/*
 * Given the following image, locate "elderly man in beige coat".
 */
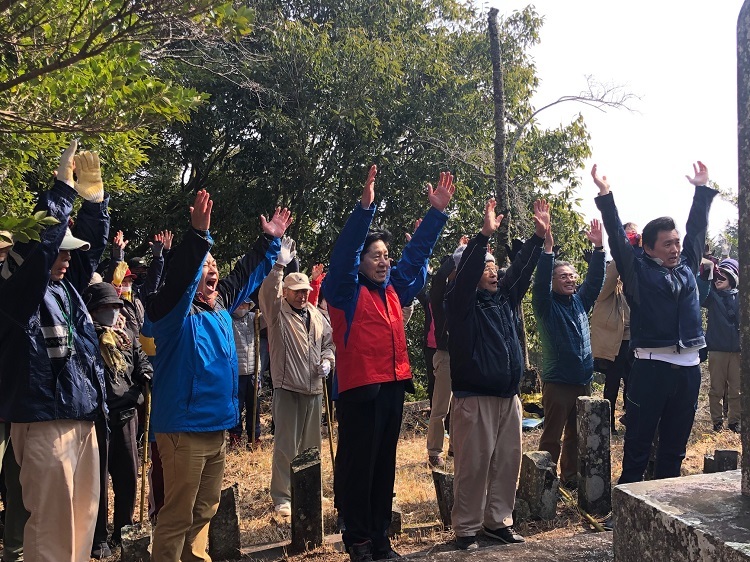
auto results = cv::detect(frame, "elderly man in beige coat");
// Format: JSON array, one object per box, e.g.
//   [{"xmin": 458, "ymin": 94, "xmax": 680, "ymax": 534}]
[{"xmin": 259, "ymin": 237, "xmax": 335, "ymax": 517}]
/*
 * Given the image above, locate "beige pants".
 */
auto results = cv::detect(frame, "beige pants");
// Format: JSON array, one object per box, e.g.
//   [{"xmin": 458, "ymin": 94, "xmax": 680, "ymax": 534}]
[
  {"xmin": 709, "ymin": 351, "xmax": 741, "ymax": 425},
  {"xmin": 270, "ymin": 388, "xmax": 322, "ymax": 505},
  {"xmin": 152, "ymin": 431, "xmax": 226, "ymax": 562},
  {"xmin": 11, "ymin": 420, "xmax": 99, "ymax": 562},
  {"xmin": 451, "ymin": 395, "xmax": 522, "ymax": 536},
  {"xmin": 427, "ymin": 350, "xmax": 452, "ymax": 456}
]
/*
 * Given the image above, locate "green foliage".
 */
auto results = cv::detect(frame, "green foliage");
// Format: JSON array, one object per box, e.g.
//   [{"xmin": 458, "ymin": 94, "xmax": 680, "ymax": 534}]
[{"xmin": 0, "ymin": 210, "xmax": 59, "ymax": 244}]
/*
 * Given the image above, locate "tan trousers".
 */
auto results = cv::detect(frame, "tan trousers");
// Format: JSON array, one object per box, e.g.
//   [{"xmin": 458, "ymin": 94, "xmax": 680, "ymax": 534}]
[
  {"xmin": 11, "ymin": 420, "xmax": 99, "ymax": 562},
  {"xmin": 152, "ymin": 431, "xmax": 226, "ymax": 562},
  {"xmin": 709, "ymin": 351, "xmax": 741, "ymax": 425},
  {"xmin": 427, "ymin": 350, "xmax": 452, "ymax": 456},
  {"xmin": 539, "ymin": 382, "xmax": 591, "ymax": 483},
  {"xmin": 270, "ymin": 388, "xmax": 322, "ymax": 505},
  {"xmin": 451, "ymin": 395, "xmax": 522, "ymax": 536}
]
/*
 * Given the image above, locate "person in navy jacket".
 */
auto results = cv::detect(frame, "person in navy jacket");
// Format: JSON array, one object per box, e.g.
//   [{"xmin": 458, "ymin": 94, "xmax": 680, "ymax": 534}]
[{"xmin": 322, "ymin": 165, "xmax": 454, "ymax": 562}]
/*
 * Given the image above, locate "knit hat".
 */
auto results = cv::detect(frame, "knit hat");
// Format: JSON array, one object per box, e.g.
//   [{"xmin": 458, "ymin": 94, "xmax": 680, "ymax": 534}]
[
  {"xmin": 718, "ymin": 258, "xmax": 739, "ymax": 287},
  {"xmin": 83, "ymin": 282, "xmax": 124, "ymax": 310}
]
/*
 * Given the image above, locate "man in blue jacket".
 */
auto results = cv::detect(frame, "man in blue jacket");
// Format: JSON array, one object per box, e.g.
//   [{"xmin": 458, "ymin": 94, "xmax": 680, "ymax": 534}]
[
  {"xmin": 446, "ymin": 198, "xmax": 549, "ymax": 550},
  {"xmin": 533, "ymin": 220, "xmax": 605, "ymax": 489},
  {"xmin": 592, "ymin": 162, "xmax": 717, "ymax": 484},
  {"xmin": 0, "ymin": 141, "xmax": 110, "ymax": 562},
  {"xmin": 146, "ymin": 190, "xmax": 291, "ymax": 562}
]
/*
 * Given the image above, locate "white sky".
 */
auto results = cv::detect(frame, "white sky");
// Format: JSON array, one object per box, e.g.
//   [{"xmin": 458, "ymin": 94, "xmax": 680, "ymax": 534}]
[{"xmin": 491, "ymin": 0, "xmax": 743, "ymax": 242}]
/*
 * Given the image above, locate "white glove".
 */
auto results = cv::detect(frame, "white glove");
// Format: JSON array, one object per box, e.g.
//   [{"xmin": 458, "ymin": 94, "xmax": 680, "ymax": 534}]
[
  {"xmin": 56, "ymin": 140, "xmax": 78, "ymax": 187},
  {"xmin": 317, "ymin": 359, "xmax": 331, "ymax": 378},
  {"xmin": 276, "ymin": 236, "xmax": 296, "ymax": 266}
]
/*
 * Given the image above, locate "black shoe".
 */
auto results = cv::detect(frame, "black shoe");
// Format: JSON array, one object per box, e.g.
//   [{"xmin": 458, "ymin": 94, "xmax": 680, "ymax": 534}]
[
  {"xmin": 713, "ymin": 422, "xmax": 724, "ymax": 432},
  {"xmin": 483, "ymin": 525, "xmax": 525, "ymax": 544},
  {"xmin": 729, "ymin": 423, "xmax": 740, "ymax": 433},
  {"xmin": 348, "ymin": 541, "xmax": 374, "ymax": 562},
  {"xmin": 601, "ymin": 515, "xmax": 613, "ymax": 531},
  {"xmin": 373, "ymin": 548, "xmax": 401, "ymax": 560},
  {"xmin": 91, "ymin": 542, "xmax": 112, "ymax": 559},
  {"xmin": 454, "ymin": 535, "xmax": 478, "ymax": 550}
]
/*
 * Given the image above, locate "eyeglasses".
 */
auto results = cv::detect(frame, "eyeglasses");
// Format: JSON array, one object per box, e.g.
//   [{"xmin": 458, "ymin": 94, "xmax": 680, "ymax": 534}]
[{"xmin": 555, "ymin": 273, "xmax": 578, "ymax": 281}]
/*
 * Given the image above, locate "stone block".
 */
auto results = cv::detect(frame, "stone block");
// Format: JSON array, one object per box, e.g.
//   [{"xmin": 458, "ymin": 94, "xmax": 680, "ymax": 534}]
[
  {"xmin": 576, "ymin": 396, "xmax": 611, "ymax": 516},
  {"xmin": 431, "ymin": 468, "xmax": 454, "ymax": 527},
  {"xmin": 516, "ymin": 451, "xmax": 559, "ymax": 520},
  {"xmin": 290, "ymin": 447, "xmax": 323, "ymax": 553},
  {"xmin": 120, "ymin": 522, "xmax": 152, "ymax": 562},
  {"xmin": 208, "ymin": 483, "xmax": 241, "ymax": 561},
  {"xmin": 613, "ymin": 470, "xmax": 750, "ymax": 561},
  {"xmin": 704, "ymin": 449, "xmax": 740, "ymax": 474},
  {"xmin": 388, "ymin": 505, "xmax": 402, "ymax": 537}
]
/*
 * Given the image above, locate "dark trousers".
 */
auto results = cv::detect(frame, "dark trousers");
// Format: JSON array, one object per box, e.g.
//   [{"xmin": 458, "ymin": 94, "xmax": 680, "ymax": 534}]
[
  {"xmin": 230, "ymin": 375, "xmax": 261, "ymax": 440},
  {"xmin": 335, "ymin": 382, "xmax": 405, "ymax": 552},
  {"xmin": 93, "ymin": 414, "xmax": 139, "ymax": 544},
  {"xmin": 601, "ymin": 340, "xmax": 633, "ymax": 427},
  {"xmin": 424, "ymin": 346, "xmax": 436, "ymax": 406},
  {"xmin": 149, "ymin": 440, "xmax": 164, "ymax": 521},
  {"xmin": 618, "ymin": 359, "xmax": 701, "ymax": 484}
]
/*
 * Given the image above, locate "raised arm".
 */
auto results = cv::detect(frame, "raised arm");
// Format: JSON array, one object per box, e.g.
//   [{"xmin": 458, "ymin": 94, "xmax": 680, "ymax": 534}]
[
  {"xmin": 501, "ymin": 198, "xmax": 548, "ymax": 305},
  {"xmin": 682, "ymin": 161, "xmax": 719, "ymax": 274},
  {"xmin": 577, "ymin": 219, "xmax": 606, "ymax": 312},
  {"xmin": 258, "ymin": 237, "xmax": 295, "ymax": 324},
  {"xmin": 531, "ymin": 224, "xmax": 554, "ymax": 317}
]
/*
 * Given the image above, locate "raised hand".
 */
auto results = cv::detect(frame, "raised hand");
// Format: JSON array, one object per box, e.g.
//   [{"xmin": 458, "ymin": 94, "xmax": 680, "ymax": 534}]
[
  {"xmin": 276, "ymin": 236, "xmax": 297, "ymax": 266},
  {"xmin": 361, "ymin": 164, "xmax": 377, "ymax": 209},
  {"xmin": 591, "ymin": 164, "xmax": 610, "ymax": 195},
  {"xmin": 544, "ymin": 225, "xmax": 554, "ymax": 254},
  {"xmin": 311, "ymin": 263, "xmax": 325, "ymax": 281},
  {"xmin": 162, "ymin": 230, "xmax": 174, "ymax": 251},
  {"xmin": 190, "ymin": 190, "xmax": 213, "ymax": 231},
  {"xmin": 532, "ymin": 199, "xmax": 551, "ymax": 238},
  {"xmin": 113, "ymin": 230, "xmax": 128, "ymax": 252},
  {"xmin": 686, "ymin": 161, "xmax": 709, "ymax": 186},
  {"xmin": 405, "ymin": 218, "xmax": 422, "ymax": 242},
  {"xmin": 427, "ymin": 171, "xmax": 455, "ymax": 213},
  {"xmin": 261, "ymin": 206, "xmax": 293, "ymax": 238},
  {"xmin": 459, "ymin": 235, "xmax": 470, "ymax": 246},
  {"xmin": 73, "ymin": 151, "xmax": 104, "ymax": 202},
  {"xmin": 481, "ymin": 198, "xmax": 504, "ymax": 237},
  {"xmin": 586, "ymin": 218, "xmax": 604, "ymax": 247},
  {"xmin": 56, "ymin": 140, "xmax": 78, "ymax": 186}
]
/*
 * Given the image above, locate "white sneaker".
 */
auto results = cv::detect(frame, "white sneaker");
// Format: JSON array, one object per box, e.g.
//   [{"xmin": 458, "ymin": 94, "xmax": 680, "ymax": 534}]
[{"xmin": 274, "ymin": 502, "xmax": 291, "ymax": 517}]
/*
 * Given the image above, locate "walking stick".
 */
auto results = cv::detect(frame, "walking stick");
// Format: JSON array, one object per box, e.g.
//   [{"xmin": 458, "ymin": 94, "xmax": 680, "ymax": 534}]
[
  {"xmin": 250, "ymin": 310, "xmax": 261, "ymax": 449},
  {"xmin": 139, "ymin": 381, "xmax": 151, "ymax": 525},
  {"xmin": 322, "ymin": 378, "xmax": 336, "ymax": 470}
]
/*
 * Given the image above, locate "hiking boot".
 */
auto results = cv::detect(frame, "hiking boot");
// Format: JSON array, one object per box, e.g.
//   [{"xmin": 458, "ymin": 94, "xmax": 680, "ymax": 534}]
[
  {"xmin": 91, "ymin": 541, "xmax": 112, "ymax": 559},
  {"xmin": 454, "ymin": 535, "xmax": 478, "ymax": 550},
  {"xmin": 274, "ymin": 502, "xmax": 291, "ymax": 518},
  {"xmin": 483, "ymin": 525, "xmax": 525, "ymax": 544},
  {"xmin": 428, "ymin": 454, "xmax": 445, "ymax": 469},
  {"xmin": 729, "ymin": 423, "xmax": 740, "ymax": 433},
  {"xmin": 348, "ymin": 541, "xmax": 374, "ymax": 562},
  {"xmin": 713, "ymin": 422, "xmax": 724, "ymax": 432},
  {"xmin": 372, "ymin": 547, "xmax": 401, "ymax": 560}
]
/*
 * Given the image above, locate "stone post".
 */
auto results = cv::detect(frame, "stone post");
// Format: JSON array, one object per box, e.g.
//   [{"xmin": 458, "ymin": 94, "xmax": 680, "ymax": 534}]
[
  {"xmin": 290, "ymin": 447, "xmax": 323, "ymax": 553},
  {"xmin": 738, "ymin": 0, "xmax": 750, "ymax": 498},
  {"xmin": 515, "ymin": 451, "xmax": 559, "ymax": 520},
  {"xmin": 576, "ymin": 396, "xmax": 611, "ymax": 516},
  {"xmin": 704, "ymin": 449, "xmax": 740, "ymax": 474},
  {"xmin": 207, "ymin": 484, "xmax": 241, "ymax": 561},
  {"xmin": 120, "ymin": 522, "xmax": 152, "ymax": 562},
  {"xmin": 431, "ymin": 469, "xmax": 454, "ymax": 527}
]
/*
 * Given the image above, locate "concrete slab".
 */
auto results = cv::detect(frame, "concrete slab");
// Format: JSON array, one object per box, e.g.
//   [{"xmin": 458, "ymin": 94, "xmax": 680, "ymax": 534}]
[
  {"xmin": 613, "ymin": 470, "xmax": 750, "ymax": 561},
  {"xmin": 405, "ymin": 532, "xmax": 611, "ymax": 561}
]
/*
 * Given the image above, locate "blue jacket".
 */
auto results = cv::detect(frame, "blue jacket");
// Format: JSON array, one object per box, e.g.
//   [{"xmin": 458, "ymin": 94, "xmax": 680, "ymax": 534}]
[
  {"xmin": 446, "ymin": 231, "xmax": 543, "ymax": 397},
  {"xmin": 698, "ymin": 278, "xmax": 740, "ymax": 353},
  {"xmin": 146, "ymin": 229, "xmax": 280, "ymax": 433},
  {"xmin": 0, "ymin": 181, "xmax": 109, "ymax": 422},
  {"xmin": 595, "ymin": 186, "xmax": 717, "ymax": 351},
  {"xmin": 532, "ymin": 251, "xmax": 605, "ymax": 385}
]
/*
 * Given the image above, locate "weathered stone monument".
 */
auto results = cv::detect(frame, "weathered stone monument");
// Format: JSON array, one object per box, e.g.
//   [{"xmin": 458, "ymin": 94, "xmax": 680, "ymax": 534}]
[
  {"xmin": 704, "ymin": 449, "xmax": 740, "ymax": 474},
  {"xmin": 431, "ymin": 469, "xmax": 454, "ymax": 527},
  {"xmin": 290, "ymin": 447, "xmax": 323, "ymax": 553},
  {"xmin": 611, "ymin": 4, "xmax": 750, "ymax": 560},
  {"xmin": 576, "ymin": 397, "xmax": 611, "ymax": 516},
  {"xmin": 120, "ymin": 522, "xmax": 152, "ymax": 562},
  {"xmin": 516, "ymin": 451, "xmax": 559, "ymax": 520},
  {"xmin": 208, "ymin": 484, "xmax": 242, "ymax": 561}
]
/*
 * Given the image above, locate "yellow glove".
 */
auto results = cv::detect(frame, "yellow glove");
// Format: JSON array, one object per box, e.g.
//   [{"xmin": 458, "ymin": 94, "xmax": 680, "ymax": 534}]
[
  {"xmin": 55, "ymin": 140, "xmax": 78, "ymax": 186},
  {"xmin": 73, "ymin": 151, "xmax": 104, "ymax": 202},
  {"xmin": 112, "ymin": 261, "xmax": 129, "ymax": 286}
]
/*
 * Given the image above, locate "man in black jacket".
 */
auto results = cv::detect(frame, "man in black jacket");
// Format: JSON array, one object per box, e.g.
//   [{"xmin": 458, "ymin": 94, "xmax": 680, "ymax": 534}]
[
  {"xmin": 592, "ymin": 162, "xmax": 717, "ymax": 484},
  {"xmin": 446, "ymin": 198, "xmax": 549, "ymax": 550}
]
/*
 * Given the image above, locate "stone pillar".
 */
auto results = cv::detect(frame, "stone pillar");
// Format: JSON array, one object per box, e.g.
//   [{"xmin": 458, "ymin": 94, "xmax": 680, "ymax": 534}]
[
  {"xmin": 431, "ymin": 469, "xmax": 454, "ymax": 527},
  {"xmin": 290, "ymin": 447, "xmax": 323, "ymax": 553},
  {"xmin": 738, "ymin": 0, "xmax": 750, "ymax": 498},
  {"xmin": 120, "ymin": 522, "xmax": 152, "ymax": 562},
  {"xmin": 704, "ymin": 449, "xmax": 740, "ymax": 474},
  {"xmin": 515, "ymin": 451, "xmax": 559, "ymax": 520},
  {"xmin": 576, "ymin": 396, "xmax": 611, "ymax": 516},
  {"xmin": 208, "ymin": 484, "xmax": 241, "ymax": 561}
]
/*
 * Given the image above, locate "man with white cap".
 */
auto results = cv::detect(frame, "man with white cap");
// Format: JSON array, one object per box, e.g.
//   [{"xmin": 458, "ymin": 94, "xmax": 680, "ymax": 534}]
[
  {"xmin": 259, "ymin": 237, "xmax": 335, "ymax": 517},
  {"xmin": 0, "ymin": 141, "xmax": 110, "ymax": 562}
]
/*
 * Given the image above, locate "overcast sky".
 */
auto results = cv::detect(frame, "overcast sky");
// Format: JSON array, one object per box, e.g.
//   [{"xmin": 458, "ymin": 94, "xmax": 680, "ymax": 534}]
[{"xmin": 491, "ymin": 0, "xmax": 744, "ymax": 242}]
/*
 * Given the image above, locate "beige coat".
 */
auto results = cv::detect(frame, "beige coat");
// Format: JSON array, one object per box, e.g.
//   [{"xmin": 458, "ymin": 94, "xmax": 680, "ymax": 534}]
[
  {"xmin": 259, "ymin": 264, "xmax": 335, "ymax": 395},
  {"xmin": 590, "ymin": 261, "xmax": 631, "ymax": 361}
]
